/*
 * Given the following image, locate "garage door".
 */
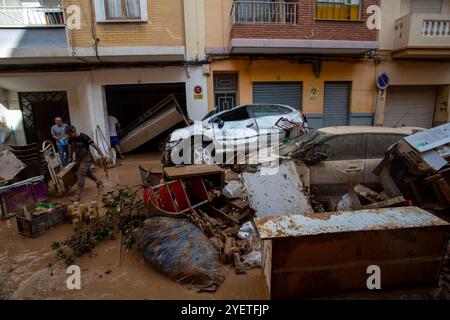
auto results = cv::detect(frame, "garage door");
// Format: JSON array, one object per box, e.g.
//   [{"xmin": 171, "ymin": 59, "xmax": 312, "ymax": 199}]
[
  {"xmin": 252, "ymin": 82, "xmax": 302, "ymax": 110},
  {"xmin": 323, "ymin": 82, "xmax": 351, "ymax": 127},
  {"xmin": 384, "ymin": 86, "xmax": 436, "ymax": 128}
]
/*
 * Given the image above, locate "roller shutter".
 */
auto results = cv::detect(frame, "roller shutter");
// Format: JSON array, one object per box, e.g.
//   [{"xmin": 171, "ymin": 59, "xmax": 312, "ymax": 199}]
[
  {"xmin": 410, "ymin": 0, "xmax": 442, "ymax": 13},
  {"xmin": 384, "ymin": 86, "xmax": 436, "ymax": 129},
  {"xmin": 323, "ymin": 82, "xmax": 351, "ymax": 127},
  {"xmin": 252, "ymin": 82, "xmax": 302, "ymax": 110}
]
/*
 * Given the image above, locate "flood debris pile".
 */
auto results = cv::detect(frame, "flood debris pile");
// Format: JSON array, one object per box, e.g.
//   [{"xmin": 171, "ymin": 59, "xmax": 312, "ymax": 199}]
[
  {"xmin": 374, "ymin": 123, "xmax": 450, "ymax": 213},
  {"xmin": 51, "ymin": 187, "xmax": 146, "ymax": 266},
  {"xmin": 137, "ymin": 164, "xmax": 259, "ymax": 291}
]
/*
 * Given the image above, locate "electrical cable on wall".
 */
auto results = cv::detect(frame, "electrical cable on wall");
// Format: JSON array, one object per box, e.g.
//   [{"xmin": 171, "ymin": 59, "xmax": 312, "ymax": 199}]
[
  {"xmin": 304, "ymin": 0, "xmax": 315, "ymax": 39},
  {"xmin": 89, "ymin": 0, "xmax": 104, "ymax": 63}
]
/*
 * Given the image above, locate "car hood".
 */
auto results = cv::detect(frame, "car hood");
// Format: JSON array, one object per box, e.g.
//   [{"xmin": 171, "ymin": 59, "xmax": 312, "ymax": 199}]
[{"xmin": 169, "ymin": 121, "xmax": 210, "ymax": 142}]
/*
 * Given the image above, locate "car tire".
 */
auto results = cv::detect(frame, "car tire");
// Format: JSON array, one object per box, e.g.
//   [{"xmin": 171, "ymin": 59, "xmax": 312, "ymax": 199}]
[{"xmin": 190, "ymin": 141, "xmax": 215, "ymax": 164}]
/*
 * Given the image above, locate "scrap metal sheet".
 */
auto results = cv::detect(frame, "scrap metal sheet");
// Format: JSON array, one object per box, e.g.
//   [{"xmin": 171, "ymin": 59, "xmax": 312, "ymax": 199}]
[
  {"xmin": 241, "ymin": 160, "xmax": 313, "ymax": 217},
  {"xmin": 255, "ymin": 206, "xmax": 449, "ymax": 239}
]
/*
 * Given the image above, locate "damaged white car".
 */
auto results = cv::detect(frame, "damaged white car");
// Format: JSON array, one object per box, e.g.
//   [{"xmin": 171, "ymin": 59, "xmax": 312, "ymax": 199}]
[{"xmin": 164, "ymin": 104, "xmax": 309, "ymax": 165}]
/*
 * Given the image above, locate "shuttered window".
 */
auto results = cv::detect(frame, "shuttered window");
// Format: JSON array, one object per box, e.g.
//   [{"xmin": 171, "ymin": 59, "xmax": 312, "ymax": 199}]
[
  {"xmin": 316, "ymin": 0, "xmax": 361, "ymax": 21},
  {"xmin": 410, "ymin": 0, "xmax": 442, "ymax": 13}
]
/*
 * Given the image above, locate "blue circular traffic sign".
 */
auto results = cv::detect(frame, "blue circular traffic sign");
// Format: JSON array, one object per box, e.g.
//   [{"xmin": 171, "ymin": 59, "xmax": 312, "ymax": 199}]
[{"xmin": 377, "ymin": 73, "xmax": 390, "ymax": 90}]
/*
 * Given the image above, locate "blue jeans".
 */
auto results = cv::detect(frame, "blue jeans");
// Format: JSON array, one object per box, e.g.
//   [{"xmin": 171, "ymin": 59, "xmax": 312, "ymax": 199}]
[{"xmin": 57, "ymin": 143, "xmax": 68, "ymax": 167}]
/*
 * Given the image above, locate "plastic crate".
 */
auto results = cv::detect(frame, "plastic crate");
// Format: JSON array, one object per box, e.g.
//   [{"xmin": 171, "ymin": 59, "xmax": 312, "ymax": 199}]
[
  {"xmin": 16, "ymin": 205, "xmax": 69, "ymax": 238},
  {"xmin": 16, "ymin": 214, "xmax": 48, "ymax": 238},
  {"xmin": 46, "ymin": 206, "xmax": 68, "ymax": 228}
]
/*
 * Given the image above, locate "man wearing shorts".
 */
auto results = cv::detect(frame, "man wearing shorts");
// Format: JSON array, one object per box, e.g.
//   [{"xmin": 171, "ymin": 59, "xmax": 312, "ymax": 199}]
[
  {"xmin": 108, "ymin": 115, "xmax": 125, "ymax": 160},
  {"xmin": 65, "ymin": 125, "xmax": 107, "ymax": 202}
]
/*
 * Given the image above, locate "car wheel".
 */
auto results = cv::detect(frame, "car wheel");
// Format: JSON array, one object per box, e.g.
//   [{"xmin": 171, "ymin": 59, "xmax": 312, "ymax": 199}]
[{"xmin": 191, "ymin": 142, "xmax": 215, "ymax": 164}]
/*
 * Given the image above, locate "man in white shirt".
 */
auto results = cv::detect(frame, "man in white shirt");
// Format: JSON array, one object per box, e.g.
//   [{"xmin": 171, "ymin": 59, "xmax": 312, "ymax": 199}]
[{"xmin": 108, "ymin": 115, "xmax": 125, "ymax": 160}]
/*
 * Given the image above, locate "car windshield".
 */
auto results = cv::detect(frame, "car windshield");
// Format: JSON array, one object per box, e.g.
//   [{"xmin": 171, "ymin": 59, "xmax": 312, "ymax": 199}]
[{"xmin": 202, "ymin": 110, "xmax": 216, "ymax": 121}]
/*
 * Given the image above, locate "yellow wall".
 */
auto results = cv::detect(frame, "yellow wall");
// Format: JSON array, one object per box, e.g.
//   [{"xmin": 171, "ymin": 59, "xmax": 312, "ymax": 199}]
[
  {"xmin": 207, "ymin": 59, "xmax": 377, "ymax": 114},
  {"xmin": 64, "ymin": 0, "xmax": 184, "ymax": 47},
  {"xmin": 204, "ymin": 0, "xmax": 232, "ymax": 50}
]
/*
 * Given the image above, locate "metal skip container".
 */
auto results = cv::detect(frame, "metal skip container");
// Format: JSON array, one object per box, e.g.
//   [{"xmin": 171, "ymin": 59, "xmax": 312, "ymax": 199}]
[{"xmin": 254, "ymin": 207, "xmax": 450, "ymax": 299}]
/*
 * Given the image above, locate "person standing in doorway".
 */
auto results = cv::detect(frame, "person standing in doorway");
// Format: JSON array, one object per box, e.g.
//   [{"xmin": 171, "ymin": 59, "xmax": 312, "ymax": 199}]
[
  {"xmin": 108, "ymin": 114, "xmax": 125, "ymax": 159},
  {"xmin": 51, "ymin": 116, "xmax": 68, "ymax": 167},
  {"xmin": 65, "ymin": 125, "xmax": 106, "ymax": 202}
]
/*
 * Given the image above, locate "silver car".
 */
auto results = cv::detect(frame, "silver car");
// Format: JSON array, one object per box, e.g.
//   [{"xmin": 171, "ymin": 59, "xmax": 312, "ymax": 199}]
[
  {"xmin": 285, "ymin": 126, "xmax": 424, "ymax": 196},
  {"xmin": 165, "ymin": 104, "xmax": 309, "ymax": 165}
]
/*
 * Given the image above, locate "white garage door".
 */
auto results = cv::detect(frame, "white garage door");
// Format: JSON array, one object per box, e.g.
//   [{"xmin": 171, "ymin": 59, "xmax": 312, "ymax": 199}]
[{"xmin": 384, "ymin": 86, "xmax": 436, "ymax": 128}]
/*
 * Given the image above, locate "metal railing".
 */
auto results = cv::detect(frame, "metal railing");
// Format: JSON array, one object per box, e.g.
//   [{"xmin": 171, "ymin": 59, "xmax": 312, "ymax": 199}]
[
  {"xmin": 0, "ymin": 6, "xmax": 64, "ymax": 27},
  {"xmin": 231, "ymin": 1, "xmax": 297, "ymax": 25},
  {"xmin": 422, "ymin": 19, "xmax": 450, "ymax": 36}
]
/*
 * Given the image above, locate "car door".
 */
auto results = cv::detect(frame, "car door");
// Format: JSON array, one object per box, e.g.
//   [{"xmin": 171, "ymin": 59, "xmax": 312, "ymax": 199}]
[
  {"xmin": 364, "ymin": 133, "xmax": 407, "ymax": 185},
  {"xmin": 211, "ymin": 106, "xmax": 258, "ymax": 160},
  {"xmin": 309, "ymin": 133, "xmax": 367, "ymax": 196}
]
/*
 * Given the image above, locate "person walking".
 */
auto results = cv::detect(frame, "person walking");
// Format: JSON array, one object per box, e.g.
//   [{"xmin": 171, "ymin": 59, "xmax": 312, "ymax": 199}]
[
  {"xmin": 108, "ymin": 114, "xmax": 125, "ymax": 160},
  {"xmin": 50, "ymin": 116, "xmax": 68, "ymax": 167},
  {"xmin": 65, "ymin": 125, "xmax": 106, "ymax": 202}
]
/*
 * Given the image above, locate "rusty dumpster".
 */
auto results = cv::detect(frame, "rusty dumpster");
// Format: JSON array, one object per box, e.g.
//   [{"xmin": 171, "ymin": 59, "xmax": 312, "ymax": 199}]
[{"xmin": 254, "ymin": 207, "xmax": 450, "ymax": 299}]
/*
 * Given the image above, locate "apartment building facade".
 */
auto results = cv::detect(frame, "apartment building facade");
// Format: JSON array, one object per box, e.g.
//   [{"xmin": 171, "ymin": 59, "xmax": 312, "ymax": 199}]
[
  {"xmin": 205, "ymin": 0, "xmax": 380, "ymax": 129},
  {"xmin": 376, "ymin": 0, "xmax": 450, "ymax": 128},
  {"xmin": 0, "ymin": 0, "xmax": 208, "ymax": 146},
  {"xmin": 205, "ymin": 0, "xmax": 450, "ymax": 129}
]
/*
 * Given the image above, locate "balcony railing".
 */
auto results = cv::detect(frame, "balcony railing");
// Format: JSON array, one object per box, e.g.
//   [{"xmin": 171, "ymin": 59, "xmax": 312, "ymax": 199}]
[
  {"xmin": 231, "ymin": 1, "xmax": 297, "ymax": 25},
  {"xmin": 394, "ymin": 13, "xmax": 450, "ymax": 51},
  {"xmin": 422, "ymin": 19, "xmax": 450, "ymax": 36},
  {"xmin": 0, "ymin": 6, "xmax": 65, "ymax": 27}
]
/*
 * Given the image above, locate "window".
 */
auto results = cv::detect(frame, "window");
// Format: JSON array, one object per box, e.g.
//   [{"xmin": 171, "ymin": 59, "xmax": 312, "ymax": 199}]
[
  {"xmin": 366, "ymin": 133, "xmax": 406, "ymax": 159},
  {"xmin": 410, "ymin": 0, "xmax": 442, "ymax": 14},
  {"xmin": 94, "ymin": 0, "xmax": 148, "ymax": 22},
  {"xmin": 315, "ymin": 0, "xmax": 361, "ymax": 21},
  {"xmin": 247, "ymin": 105, "xmax": 291, "ymax": 118},
  {"xmin": 304, "ymin": 134, "xmax": 366, "ymax": 161},
  {"xmin": 214, "ymin": 73, "xmax": 238, "ymax": 112},
  {"xmin": 233, "ymin": 0, "xmax": 297, "ymax": 25},
  {"xmin": 216, "ymin": 106, "xmax": 249, "ymax": 122},
  {"xmin": 105, "ymin": 0, "xmax": 139, "ymax": 19}
]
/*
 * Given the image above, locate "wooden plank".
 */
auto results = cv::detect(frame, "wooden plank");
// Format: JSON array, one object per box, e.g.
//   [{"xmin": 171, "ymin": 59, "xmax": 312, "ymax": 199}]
[
  {"xmin": 353, "ymin": 184, "xmax": 385, "ymax": 203},
  {"xmin": 164, "ymin": 164, "xmax": 224, "ymax": 179},
  {"xmin": 209, "ymin": 204, "xmax": 240, "ymax": 224},
  {"xmin": 226, "ymin": 198, "xmax": 249, "ymax": 211},
  {"xmin": 361, "ymin": 196, "xmax": 406, "ymax": 210},
  {"xmin": 378, "ymin": 166, "xmax": 403, "ymax": 198}
]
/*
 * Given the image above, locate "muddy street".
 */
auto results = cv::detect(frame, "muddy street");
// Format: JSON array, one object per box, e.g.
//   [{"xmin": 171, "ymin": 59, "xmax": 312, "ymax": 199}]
[{"xmin": 0, "ymin": 153, "xmax": 266, "ymax": 300}]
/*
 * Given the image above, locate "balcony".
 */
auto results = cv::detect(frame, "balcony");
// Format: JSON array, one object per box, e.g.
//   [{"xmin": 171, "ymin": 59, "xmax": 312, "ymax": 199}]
[
  {"xmin": 231, "ymin": 1, "xmax": 297, "ymax": 25},
  {"xmin": 225, "ymin": 0, "xmax": 378, "ymax": 56},
  {"xmin": 0, "ymin": 6, "xmax": 65, "ymax": 27},
  {"xmin": 393, "ymin": 13, "xmax": 450, "ymax": 58},
  {"xmin": 0, "ymin": 6, "xmax": 68, "ymax": 64}
]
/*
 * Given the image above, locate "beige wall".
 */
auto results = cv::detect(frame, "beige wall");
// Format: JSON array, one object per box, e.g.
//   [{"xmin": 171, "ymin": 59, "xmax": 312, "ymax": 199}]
[
  {"xmin": 184, "ymin": 0, "xmax": 206, "ymax": 60},
  {"xmin": 379, "ymin": 60, "xmax": 450, "ymax": 85},
  {"xmin": 64, "ymin": 0, "xmax": 184, "ymax": 48},
  {"xmin": 204, "ymin": 0, "xmax": 232, "ymax": 51}
]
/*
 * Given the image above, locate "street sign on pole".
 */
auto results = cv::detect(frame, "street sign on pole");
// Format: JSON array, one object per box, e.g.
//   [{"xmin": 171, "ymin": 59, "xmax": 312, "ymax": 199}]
[{"xmin": 377, "ymin": 73, "xmax": 390, "ymax": 90}]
